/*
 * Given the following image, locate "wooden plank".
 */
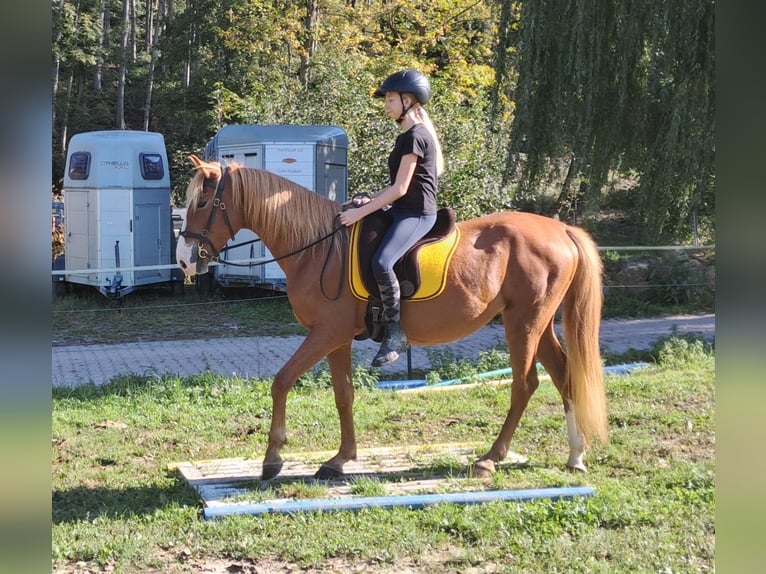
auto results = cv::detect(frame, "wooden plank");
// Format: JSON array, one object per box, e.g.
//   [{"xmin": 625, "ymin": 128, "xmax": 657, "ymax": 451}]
[{"xmin": 173, "ymin": 443, "xmax": 531, "ymax": 513}]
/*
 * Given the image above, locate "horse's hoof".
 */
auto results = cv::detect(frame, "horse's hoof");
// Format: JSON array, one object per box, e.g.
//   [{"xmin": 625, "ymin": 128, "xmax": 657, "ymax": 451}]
[
  {"xmin": 262, "ymin": 459, "xmax": 284, "ymax": 480},
  {"xmin": 314, "ymin": 464, "xmax": 343, "ymax": 480},
  {"xmin": 471, "ymin": 459, "xmax": 496, "ymax": 478},
  {"xmin": 566, "ymin": 463, "xmax": 587, "ymax": 474}
]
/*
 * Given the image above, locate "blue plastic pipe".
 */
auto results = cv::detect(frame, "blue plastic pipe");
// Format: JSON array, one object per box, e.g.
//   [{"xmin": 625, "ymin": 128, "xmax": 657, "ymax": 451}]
[
  {"xmin": 376, "ymin": 367, "xmax": 513, "ymax": 391},
  {"xmin": 203, "ymin": 485, "xmax": 596, "ymax": 519},
  {"xmin": 375, "ymin": 362, "xmax": 650, "ymax": 391}
]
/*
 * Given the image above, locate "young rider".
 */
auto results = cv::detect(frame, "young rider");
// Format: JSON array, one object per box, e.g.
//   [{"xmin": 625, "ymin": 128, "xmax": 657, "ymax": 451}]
[{"xmin": 338, "ymin": 70, "xmax": 444, "ymax": 367}]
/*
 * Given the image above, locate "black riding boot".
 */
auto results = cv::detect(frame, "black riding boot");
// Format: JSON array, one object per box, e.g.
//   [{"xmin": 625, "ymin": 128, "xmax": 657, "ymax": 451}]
[{"xmin": 372, "ymin": 270, "xmax": 410, "ymax": 367}]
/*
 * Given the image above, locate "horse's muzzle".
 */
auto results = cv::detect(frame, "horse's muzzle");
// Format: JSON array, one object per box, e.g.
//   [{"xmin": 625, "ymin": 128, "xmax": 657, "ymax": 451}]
[{"xmin": 176, "ymin": 238, "xmax": 205, "ymax": 276}]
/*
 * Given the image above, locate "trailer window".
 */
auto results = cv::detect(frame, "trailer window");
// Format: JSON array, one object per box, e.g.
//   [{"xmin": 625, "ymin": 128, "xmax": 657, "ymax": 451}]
[
  {"xmin": 68, "ymin": 152, "xmax": 91, "ymax": 180},
  {"xmin": 140, "ymin": 153, "xmax": 164, "ymax": 180}
]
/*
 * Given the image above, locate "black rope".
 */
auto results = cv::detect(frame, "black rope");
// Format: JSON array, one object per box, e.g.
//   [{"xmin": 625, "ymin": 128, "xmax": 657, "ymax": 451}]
[
  {"xmin": 221, "ymin": 237, "xmax": 261, "ymax": 252},
  {"xmin": 213, "ymin": 215, "xmax": 348, "ymax": 301},
  {"xmin": 215, "ymin": 220, "xmax": 344, "ymax": 268},
  {"xmin": 319, "ymin": 216, "xmax": 348, "ymax": 301}
]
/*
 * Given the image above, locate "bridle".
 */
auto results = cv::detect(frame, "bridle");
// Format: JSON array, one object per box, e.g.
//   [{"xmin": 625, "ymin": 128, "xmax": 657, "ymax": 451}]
[
  {"xmin": 178, "ymin": 165, "xmax": 348, "ymax": 299},
  {"xmin": 179, "ymin": 166, "xmax": 236, "ymax": 262}
]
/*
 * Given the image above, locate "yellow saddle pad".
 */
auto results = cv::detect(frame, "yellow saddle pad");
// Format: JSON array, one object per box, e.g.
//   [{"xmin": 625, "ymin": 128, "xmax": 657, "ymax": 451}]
[{"xmin": 348, "ymin": 222, "xmax": 460, "ymax": 302}]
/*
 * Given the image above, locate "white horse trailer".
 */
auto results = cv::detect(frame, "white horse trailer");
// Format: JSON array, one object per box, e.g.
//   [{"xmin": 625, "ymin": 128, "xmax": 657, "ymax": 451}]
[
  {"xmin": 62, "ymin": 130, "xmax": 176, "ymax": 299},
  {"xmin": 202, "ymin": 124, "xmax": 348, "ymax": 291}
]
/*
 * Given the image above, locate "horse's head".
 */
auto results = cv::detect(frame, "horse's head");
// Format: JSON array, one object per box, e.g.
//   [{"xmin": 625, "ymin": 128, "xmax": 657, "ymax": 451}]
[{"xmin": 176, "ymin": 155, "xmax": 241, "ymax": 276}]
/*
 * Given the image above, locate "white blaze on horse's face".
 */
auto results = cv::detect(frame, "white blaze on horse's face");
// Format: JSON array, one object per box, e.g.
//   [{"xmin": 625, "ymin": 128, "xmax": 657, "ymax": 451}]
[{"xmin": 175, "ymin": 235, "xmax": 199, "ymax": 277}]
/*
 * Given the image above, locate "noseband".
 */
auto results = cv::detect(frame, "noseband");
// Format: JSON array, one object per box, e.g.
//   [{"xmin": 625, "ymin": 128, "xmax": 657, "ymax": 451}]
[{"xmin": 179, "ymin": 166, "xmax": 237, "ymax": 261}]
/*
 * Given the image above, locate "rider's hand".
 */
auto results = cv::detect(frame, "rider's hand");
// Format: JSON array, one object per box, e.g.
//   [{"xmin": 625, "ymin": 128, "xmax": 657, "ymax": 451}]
[{"xmin": 338, "ymin": 208, "xmax": 365, "ymax": 227}]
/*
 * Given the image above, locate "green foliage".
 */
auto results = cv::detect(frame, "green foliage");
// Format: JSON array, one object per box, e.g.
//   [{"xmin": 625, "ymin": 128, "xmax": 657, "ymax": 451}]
[
  {"xmin": 296, "ymin": 356, "xmax": 380, "ymax": 390},
  {"xmin": 52, "ymin": 0, "xmax": 714, "ymax": 246},
  {"xmin": 424, "ymin": 347, "xmax": 521, "ymax": 384},
  {"xmin": 653, "ymin": 333, "xmax": 715, "ymax": 371},
  {"xmin": 647, "ymin": 256, "xmax": 715, "ymax": 308},
  {"xmin": 349, "ymin": 477, "xmax": 386, "ymax": 497},
  {"xmin": 507, "ymin": 0, "xmax": 715, "ymax": 242},
  {"xmin": 601, "ymin": 332, "xmax": 715, "ymax": 368},
  {"xmin": 602, "ymin": 289, "xmax": 701, "ymax": 319}
]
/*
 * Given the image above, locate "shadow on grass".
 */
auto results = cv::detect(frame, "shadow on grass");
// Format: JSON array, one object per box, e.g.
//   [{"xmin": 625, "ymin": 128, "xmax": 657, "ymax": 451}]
[{"xmin": 52, "ymin": 477, "xmax": 200, "ymax": 524}]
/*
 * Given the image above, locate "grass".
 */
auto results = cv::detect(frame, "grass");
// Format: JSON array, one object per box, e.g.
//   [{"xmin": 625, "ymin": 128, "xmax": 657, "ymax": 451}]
[
  {"xmin": 52, "ymin": 339, "xmax": 715, "ymax": 573},
  {"xmin": 52, "ymin": 286, "xmax": 305, "ymax": 346},
  {"xmin": 52, "ymin": 280, "xmax": 713, "ymax": 347}
]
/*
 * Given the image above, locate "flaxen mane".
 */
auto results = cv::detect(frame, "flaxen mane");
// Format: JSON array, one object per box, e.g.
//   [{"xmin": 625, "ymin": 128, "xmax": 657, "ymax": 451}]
[{"xmin": 186, "ymin": 163, "xmax": 342, "ymax": 255}]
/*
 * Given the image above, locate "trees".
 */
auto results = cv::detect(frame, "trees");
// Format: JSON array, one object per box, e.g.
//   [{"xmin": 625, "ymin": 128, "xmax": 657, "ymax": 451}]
[
  {"xmin": 51, "ymin": 0, "xmax": 715, "ymax": 244},
  {"xmin": 505, "ymin": 0, "xmax": 715, "ymax": 243}
]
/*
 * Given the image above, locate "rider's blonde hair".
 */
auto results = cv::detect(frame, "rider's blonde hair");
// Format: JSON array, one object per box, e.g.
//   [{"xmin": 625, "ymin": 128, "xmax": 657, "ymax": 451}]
[{"xmin": 403, "ymin": 94, "xmax": 445, "ymax": 177}]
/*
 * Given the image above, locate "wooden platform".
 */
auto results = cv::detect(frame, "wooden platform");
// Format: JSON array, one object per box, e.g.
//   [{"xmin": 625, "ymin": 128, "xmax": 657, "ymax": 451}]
[
  {"xmin": 168, "ymin": 443, "xmax": 593, "ymax": 519},
  {"xmin": 173, "ymin": 443, "xmax": 492, "ymax": 504}
]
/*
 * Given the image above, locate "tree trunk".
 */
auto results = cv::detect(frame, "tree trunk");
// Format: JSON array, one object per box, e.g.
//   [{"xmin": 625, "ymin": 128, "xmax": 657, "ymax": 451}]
[
  {"xmin": 145, "ymin": 0, "xmax": 154, "ymax": 53},
  {"xmin": 183, "ymin": 0, "xmax": 194, "ymax": 89},
  {"xmin": 52, "ymin": 0, "xmax": 67, "ymax": 128},
  {"xmin": 57, "ymin": 0, "xmax": 83, "ymax": 151},
  {"xmin": 95, "ymin": 0, "xmax": 111, "ymax": 92},
  {"xmin": 298, "ymin": 0, "xmax": 319, "ymax": 89},
  {"xmin": 116, "ymin": 0, "xmax": 130, "ymax": 128},
  {"xmin": 60, "ymin": 71, "xmax": 75, "ymax": 153},
  {"xmin": 130, "ymin": 0, "xmax": 137, "ymax": 63},
  {"xmin": 143, "ymin": 0, "xmax": 165, "ymax": 130},
  {"xmin": 553, "ymin": 155, "xmax": 578, "ymax": 219},
  {"xmin": 490, "ymin": 0, "xmax": 515, "ymax": 129}
]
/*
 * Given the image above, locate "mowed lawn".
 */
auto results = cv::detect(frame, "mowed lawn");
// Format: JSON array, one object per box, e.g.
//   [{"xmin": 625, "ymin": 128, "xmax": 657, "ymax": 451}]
[{"xmin": 52, "ymin": 337, "xmax": 714, "ymax": 573}]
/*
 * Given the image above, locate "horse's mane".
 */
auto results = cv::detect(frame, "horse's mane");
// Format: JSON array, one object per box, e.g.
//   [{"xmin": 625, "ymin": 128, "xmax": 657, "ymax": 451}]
[{"xmin": 186, "ymin": 162, "xmax": 341, "ymax": 254}]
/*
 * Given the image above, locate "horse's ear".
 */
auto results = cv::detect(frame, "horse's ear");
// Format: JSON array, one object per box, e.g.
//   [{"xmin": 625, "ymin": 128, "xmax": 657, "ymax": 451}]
[{"xmin": 188, "ymin": 154, "xmax": 221, "ymax": 181}]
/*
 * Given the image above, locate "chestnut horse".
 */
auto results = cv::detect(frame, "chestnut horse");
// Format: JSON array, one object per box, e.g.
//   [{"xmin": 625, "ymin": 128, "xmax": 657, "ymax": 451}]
[{"xmin": 176, "ymin": 155, "xmax": 607, "ymax": 480}]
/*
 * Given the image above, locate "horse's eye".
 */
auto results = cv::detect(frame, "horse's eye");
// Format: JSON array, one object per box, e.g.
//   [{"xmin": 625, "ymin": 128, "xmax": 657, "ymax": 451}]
[{"xmin": 197, "ymin": 199, "xmax": 208, "ymax": 209}]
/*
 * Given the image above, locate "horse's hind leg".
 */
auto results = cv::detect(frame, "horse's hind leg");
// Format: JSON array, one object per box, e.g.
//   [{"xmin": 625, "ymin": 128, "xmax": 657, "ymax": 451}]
[
  {"xmin": 314, "ymin": 343, "xmax": 358, "ymax": 480},
  {"xmin": 473, "ymin": 311, "xmax": 543, "ymax": 478},
  {"xmin": 536, "ymin": 321, "xmax": 587, "ymax": 472}
]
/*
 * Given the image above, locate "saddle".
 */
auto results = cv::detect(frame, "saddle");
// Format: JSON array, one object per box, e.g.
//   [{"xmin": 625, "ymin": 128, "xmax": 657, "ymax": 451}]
[{"xmin": 348, "ymin": 207, "xmax": 460, "ymax": 341}]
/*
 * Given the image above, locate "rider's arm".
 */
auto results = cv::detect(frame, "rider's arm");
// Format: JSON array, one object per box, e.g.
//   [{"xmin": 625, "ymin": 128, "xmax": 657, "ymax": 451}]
[{"xmin": 339, "ymin": 154, "xmax": 418, "ymax": 226}]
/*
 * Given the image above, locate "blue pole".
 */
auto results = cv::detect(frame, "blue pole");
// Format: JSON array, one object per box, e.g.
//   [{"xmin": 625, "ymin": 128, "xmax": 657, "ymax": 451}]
[
  {"xmin": 375, "ymin": 363, "xmax": 651, "ymax": 391},
  {"xmin": 203, "ymin": 485, "xmax": 595, "ymax": 519}
]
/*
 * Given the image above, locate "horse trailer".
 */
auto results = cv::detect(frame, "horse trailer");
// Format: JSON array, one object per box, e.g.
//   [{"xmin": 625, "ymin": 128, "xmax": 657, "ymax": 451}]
[
  {"xmin": 202, "ymin": 124, "xmax": 349, "ymax": 291},
  {"xmin": 62, "ymin": 130, "xmax": 181, "ymax": 299}
]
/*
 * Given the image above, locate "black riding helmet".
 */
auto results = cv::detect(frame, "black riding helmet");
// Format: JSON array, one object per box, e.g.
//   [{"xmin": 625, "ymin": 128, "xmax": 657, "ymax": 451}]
[
  {"xmin": 374, "ymin": 69, "xmax": 432, "ymax": 104},
  {"xmin": 375, "ymin": 70, "xmax": 431, "ymax": 122}
]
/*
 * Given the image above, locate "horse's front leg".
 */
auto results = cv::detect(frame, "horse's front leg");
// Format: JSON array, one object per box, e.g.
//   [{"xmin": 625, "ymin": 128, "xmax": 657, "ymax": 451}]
[
  {"xmin": 314, "ymin": 343, "xmax": 357, "ymax": 480},
  {"xmin": 262, "ymin": 330, "xmax": 338, "ymax": 480}
]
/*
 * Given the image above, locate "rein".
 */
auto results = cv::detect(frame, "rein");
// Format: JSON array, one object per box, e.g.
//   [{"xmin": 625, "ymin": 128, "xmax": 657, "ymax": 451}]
[
  {"xmin": 216, "ymin": 217, "xmax": 347, "ymax": 301},
  {"xmin": 181, "ymin": 166, "xmax": 347, "ymax": 300}
]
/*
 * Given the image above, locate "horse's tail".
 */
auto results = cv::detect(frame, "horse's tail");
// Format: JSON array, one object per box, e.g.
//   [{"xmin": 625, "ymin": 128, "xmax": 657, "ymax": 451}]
[{"xmin": 563, "ymin": 227, "xmax": 607, "ymax": 446}]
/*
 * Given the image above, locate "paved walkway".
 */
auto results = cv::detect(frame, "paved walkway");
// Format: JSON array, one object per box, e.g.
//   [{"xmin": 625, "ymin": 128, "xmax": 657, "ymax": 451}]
[{"xmin": 52, "ymin": 314, "xmax": 715, "ymax": 387}]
